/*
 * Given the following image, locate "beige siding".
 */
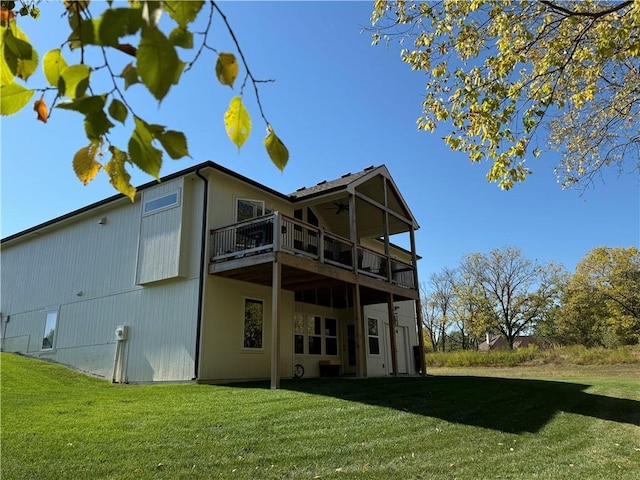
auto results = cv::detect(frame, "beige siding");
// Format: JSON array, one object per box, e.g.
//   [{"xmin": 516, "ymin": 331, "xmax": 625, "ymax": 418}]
[
  {"xmin": 292, "ymin": 303, "xmax": 354, "ymax": 378},
  {"xmin": 207, "ymin": 170, "xmax": 292, "ymax": 229},
  {"xmin": 199, "ymin": 276, "xmax": 295, "ymax": 382}
]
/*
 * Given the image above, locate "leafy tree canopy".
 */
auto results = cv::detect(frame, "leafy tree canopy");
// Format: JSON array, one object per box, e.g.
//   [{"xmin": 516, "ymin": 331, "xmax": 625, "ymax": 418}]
[
  {"xmin": 558, "ymin": 246, "xmax": 640, "ymax": 346},
  {"xmin": 371, "ymin": 0, "xmax": 640, "ymax": 190},
  {"xmin": 0, "ymin": 0, "xmax": 289, "ymax": 200}
]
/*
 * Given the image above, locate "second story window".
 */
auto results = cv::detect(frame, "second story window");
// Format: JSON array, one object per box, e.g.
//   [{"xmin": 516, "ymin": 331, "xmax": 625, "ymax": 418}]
[{"xmin": 236, "ymin": 199, "xmax": 264, "ymax": 222}]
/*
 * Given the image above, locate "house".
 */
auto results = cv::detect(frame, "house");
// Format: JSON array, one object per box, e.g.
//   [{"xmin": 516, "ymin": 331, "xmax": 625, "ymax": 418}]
[
  {"xmin": 478, "ymin": 334, "xmax": 543, "ymax": 351},
  {"xmin": 0, "ymin": 161, "xmax": 426, "ymax": 387}
]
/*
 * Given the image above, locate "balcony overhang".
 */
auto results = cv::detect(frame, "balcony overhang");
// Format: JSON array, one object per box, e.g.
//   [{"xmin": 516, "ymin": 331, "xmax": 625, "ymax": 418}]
[{"xmin": 209, "ymin": 251, "xmax": 418, "ymax": 307}]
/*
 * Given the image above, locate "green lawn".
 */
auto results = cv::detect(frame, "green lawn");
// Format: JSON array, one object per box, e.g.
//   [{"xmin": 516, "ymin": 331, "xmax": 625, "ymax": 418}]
[{"xmin": 2, "ymin": 353, "xmax": 639, "ymax": 479}]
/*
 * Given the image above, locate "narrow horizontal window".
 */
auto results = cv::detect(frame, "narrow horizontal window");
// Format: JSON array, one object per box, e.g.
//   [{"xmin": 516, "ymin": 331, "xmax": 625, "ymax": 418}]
[{"xmin": 143, "ymin": 191, "xmax": 179, "ymax": 215}]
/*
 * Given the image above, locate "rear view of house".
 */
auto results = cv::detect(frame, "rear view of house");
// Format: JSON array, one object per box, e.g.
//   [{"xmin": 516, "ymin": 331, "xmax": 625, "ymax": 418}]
[{"xmin": 1, "ymin": 162, "xmax": 426, "ymax": 386}]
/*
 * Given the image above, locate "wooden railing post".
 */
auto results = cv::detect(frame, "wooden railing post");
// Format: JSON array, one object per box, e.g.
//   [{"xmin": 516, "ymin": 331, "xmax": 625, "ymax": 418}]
[{"xmin": 272, "ymin": 212, "xmax": 280, "ymax": 252}]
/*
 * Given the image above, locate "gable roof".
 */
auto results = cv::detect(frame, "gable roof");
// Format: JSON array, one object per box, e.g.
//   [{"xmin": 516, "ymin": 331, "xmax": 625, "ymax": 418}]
[
  {"xmin": 291, "ymin": 164, "xmax": 419, "ymax": 229},
  {"xmin": 290, "ymin": 165, "xmax": 377, "ymax": 199},
  {"xmin": 2, "ymin": 161, "xmax": 417, "ymax": 244}
]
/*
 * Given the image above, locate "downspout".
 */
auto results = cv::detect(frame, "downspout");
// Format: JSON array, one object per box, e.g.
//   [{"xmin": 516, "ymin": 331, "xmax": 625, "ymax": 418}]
[{"xmin": 193, "ymin": 168, "xmax": 209, "ymax": 381}]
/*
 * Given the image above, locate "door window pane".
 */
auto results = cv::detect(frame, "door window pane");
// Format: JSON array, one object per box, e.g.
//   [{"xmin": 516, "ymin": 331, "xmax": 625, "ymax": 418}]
[
  {"xmin": 367, "ymin": 318, "xmax": 380, "ymax": 355},
  {"xmin": 326, "ymin": 338, "xmax": 338, "ymax": 356}
]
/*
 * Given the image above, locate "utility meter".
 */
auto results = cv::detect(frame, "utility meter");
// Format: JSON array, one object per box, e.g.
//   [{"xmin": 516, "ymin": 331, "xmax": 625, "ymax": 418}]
[{"xmin": 115, "ymin": 325, "xmax": 128, "ymax": 341}]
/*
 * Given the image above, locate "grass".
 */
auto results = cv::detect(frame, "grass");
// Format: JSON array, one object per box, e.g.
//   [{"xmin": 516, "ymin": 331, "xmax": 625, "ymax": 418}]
[
  {"xmin": 1, "ymin": 353, "xmax": 639, "ymax": 479},
  {"xmin": 426, "ymin": 345, "xmax": 640, "ymax": 368}
]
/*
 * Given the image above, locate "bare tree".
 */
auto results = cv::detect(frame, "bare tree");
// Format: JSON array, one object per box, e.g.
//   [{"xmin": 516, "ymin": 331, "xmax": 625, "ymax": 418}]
[
  {"xmin": 460, "ymin": 246, "xmax": 566, "ymax": 349},
  {"xmin": 419, "ymin": 285, "xmax": 440, "ymax": 353},
  {"xmin": 426, "ymin": 268, "xmax": 458, "ymax": 352}
]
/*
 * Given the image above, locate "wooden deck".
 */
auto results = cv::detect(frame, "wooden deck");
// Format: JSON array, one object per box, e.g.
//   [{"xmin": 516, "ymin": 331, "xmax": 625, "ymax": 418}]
[{"xmin": 209, "ymin": 213, "xmax": 419, "ymax": 305}]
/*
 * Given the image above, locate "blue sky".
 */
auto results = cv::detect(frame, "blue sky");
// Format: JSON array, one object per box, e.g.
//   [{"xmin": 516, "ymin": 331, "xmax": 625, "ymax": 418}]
[{"xmin": 1, "ymin": 1, "xmax": 638, "ymax": 283}]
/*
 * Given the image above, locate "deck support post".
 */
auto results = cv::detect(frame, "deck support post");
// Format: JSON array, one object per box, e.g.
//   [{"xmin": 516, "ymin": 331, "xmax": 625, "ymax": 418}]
[
  {"xmin": 414, "ymin": 296, "xmax": 427, "ymax": 375},
  {"xmin": 387, "ymin": 293, "xmax": 398, "ymax": 376},
  {"xmin": 270, "ymin": 258, "xmax": 281, "ymax": 390},
  {"xmin": 353, "ymin": 284, "xmax": 367, "ymax": 378},
  {"xmin": 409, "ymin": 228, "xmax": 426, "ymax": 375}
]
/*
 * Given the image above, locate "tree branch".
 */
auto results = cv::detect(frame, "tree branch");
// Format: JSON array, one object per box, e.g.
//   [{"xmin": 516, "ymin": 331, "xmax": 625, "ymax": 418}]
[
  {"xmin": 539, "ymin": 0, "xmax": 634, "ymax": 19},
  {"xmin": 212, "ymin": 1, "xmax": 274, "ymax": 126}
]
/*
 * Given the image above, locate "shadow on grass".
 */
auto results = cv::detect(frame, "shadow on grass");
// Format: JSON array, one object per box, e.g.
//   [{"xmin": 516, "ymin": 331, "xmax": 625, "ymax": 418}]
[{"xmin": 234, "ymin": 376, "xmax": 640, "ymax": 434}]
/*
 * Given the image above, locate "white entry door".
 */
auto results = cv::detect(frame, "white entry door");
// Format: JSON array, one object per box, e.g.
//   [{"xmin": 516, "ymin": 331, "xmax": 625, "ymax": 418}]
[{"xmin": 385, "ymin": 324, "xmax": 409, "ymax": 374}]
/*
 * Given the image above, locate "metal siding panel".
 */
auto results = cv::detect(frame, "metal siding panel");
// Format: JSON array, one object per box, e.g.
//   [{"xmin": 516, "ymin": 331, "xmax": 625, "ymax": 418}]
[
  {"xmin": 1, "ymin": 178, "xmax": 200, "ymax": 381},
  {"xmin": 1, "ymin": 199, "xmax": 141, "ymax": 315},
  {"xmin": 136, "ymin": 179, "xmax": 186, "ymax": 284}
]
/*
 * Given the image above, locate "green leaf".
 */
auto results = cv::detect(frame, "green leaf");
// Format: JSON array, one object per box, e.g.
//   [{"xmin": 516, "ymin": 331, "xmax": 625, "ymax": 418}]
[
  {"xmin": 0, "ymin": 81, "xmax": 34, "ymax": 115},
  {"xmin": 172, "ymin": 60, "xmax": 185, "ymax": 86},
  {"xmin": 108, "ymin": 98, "xmax": 128, "ymax": 124},
  {"xmin": 72, "ymin": 144, "xmax": 102, "ymax": 185},
  {"xmin": 0, "ymin": 48, "xmax": 15, "ymax": 86},
  {"xmin": 43, "ymin": 49, "xmax": 68, "ymax": 87},
  {"xmin": 66, "ymin": 1, "xmax": 92, "ymax": 50},
  {"xmin": 164, "ymin": 0, "xmax": 204, "ymax": 28},
  {"xmin": 58, "ymin": 64, "xmax": 91, "ymax": 99},
  {"xmin": 216, "ymin": 52, "xmax": 238, "ymax": 88},
  {"xmin": 57, "ymin": 95, "xmax": 106, "ymax": 115},
  {"xmin": 224, "ymin": 96, "xmax": 251, "ymax": 150},
  {"xmin": 85, "ymin": 110, "xmax": 115, "ymax": 143},
  {"xmin": 157, "ymin": 130, "xmax": 190, "ymax": 160},
  {"xmin": 105, "ymin": 145, "xmax": 136, "ymax": 201},
  {"xmin": 128, "ymin": 116, "xmax": 163, "ymax": 178},
  {"xmin": 120, "ymin": 63, "xmax": 139, "ymax": 89},
  {"xmin": 168, "ymin": 26, "xmax": 193, "ymax": 49},
  {"xmin": 264, "ymin": 126, "xmax": 289, "ymax": 172},
  {"xmin": 137, "ymin": 26, "xmax": 180, "ymax": 101},
  {"xmin": 3, "ymin": 25, "xmax": 38, "ymax": 81},
  {"xmin": 98, "ymin": 8, "xmax": 143, "ymax": 45}
]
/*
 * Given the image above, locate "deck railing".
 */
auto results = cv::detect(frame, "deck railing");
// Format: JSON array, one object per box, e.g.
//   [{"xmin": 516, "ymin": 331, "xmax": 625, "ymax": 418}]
[{"xmin": 210, "ymin": 213, "xmax": 416, "ymax": 289}]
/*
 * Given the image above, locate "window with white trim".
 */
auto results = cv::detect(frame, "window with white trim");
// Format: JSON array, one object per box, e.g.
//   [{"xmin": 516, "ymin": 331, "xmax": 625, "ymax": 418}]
[
  {"xmin": 367, "ymin": 318, "xmax": 380, "ymax": 355},
  {"xmin": 143, "ymin": 190, "xmax": 180, "ymax": 216},
  {"xmin": 243, "ymin": 299, "xmax": 263, "ymax": 349},
  {"xmin": 41, "ymin": 311, "xmax": 58, "ymax": 351},
  {"xmin": 293, "ymin": 315, "xmax": 339, "ymax": 356},
  {"xmin": 236, "ymin": 199, "xmax": 264, "ymax": 222},
  {"xmin": 308, "ymin": 316, "xmax": 322, "ymax": 355}
]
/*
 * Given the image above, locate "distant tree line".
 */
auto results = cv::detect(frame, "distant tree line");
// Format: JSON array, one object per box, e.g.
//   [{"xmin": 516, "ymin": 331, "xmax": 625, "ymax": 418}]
[{"xmin": 421, "ymin": 246, "xmax": 640, "ymax": 351}]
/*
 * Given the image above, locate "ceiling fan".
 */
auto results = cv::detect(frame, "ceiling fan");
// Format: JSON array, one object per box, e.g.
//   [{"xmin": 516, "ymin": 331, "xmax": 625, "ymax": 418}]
[{"xmin": 325, "ymin": 200, "xmax": 349, "ymax": 215}]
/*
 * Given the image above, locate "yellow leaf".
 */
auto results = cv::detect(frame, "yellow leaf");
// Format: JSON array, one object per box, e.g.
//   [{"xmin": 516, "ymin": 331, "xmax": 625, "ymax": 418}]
[
  {"xmin": 73, "ymin": 144, "xmax": 101, "ymax": 185},
  {"xmin": 264, "ymin": 126, "xmax": 288, "ymax": 172},
  {"xmin": 215, "ymin": 52, "xmax": 238, "ymax": 88},
  {"xmin": 33, "ymin": 98, "xmax": 48, "ymax": 123},
  {"xmin": 224, "ymin": 96, "xmax": 251, "ymax": 150}
]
